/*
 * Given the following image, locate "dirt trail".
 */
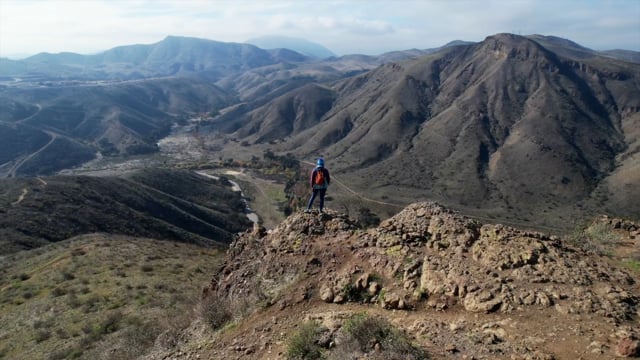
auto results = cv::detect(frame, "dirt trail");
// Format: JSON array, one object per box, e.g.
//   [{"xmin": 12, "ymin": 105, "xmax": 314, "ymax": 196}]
[
  {"xmin": 11, "ymin": 188, "xmax": 28, "ymax": 206},
  {"xmin": 16, "ymin": 103, "xmax": 42, "ymax": 124},
  {"xmin": 8, "ymin": 131, "xmax": 57, "ymax": 178},
  {"xmin": 10, "ymin": 177, "xmax": 48, "ymax": 206}
]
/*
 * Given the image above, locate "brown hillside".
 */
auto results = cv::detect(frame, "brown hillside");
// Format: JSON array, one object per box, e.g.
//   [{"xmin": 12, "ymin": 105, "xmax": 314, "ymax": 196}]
[
  {"xmin": 254, "ymin": 33, "xmax": 640, "ymax": 228},
  {"xmin": 148, "ymin": 202, "xmax": 639, "ymax": 359},
  {"xmin": 236, "ymin": 84, "xmax": 337, "ymax": 142}
]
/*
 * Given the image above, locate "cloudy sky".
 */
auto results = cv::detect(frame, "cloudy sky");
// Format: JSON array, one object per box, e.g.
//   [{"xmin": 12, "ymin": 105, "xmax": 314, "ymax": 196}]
[{"xmin": 1, "ymin": 0, "xmax": 639, "ymax": 59}]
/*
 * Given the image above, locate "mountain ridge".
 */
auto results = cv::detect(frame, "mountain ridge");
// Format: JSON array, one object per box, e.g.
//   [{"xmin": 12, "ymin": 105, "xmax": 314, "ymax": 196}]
[
  {"xmin": 3, "ymin": 34, "xmax": 636, "ymax": 81},
  {"xmin": 1, "ymin": 32, "xmax": 638, "ymax": 229},
  {"xmin": 0, "ymin": 35, "xmax": 308, "ymax": 80},
  {"xmin": 232, "ymin": 33, "xmax": 640, "ymax": 228},
  {"xmin": 245, "ymin": 35, "xmax": 337, "ymax": 59}
]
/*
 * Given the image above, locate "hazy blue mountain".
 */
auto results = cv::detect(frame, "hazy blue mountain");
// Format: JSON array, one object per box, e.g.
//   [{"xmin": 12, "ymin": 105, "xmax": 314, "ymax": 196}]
[
  {"xmin": 245, "ymin": 35, "xmax": 336, "ymax": 59},
  {"xmin": 600, "ymin": 49, "xmax": 640, "ymax": 64},
  {"xmin": 0, "ymin": 36, "xmax": 306, "ymax": 80},
  {"xmin": 527, "ymin": 34, "xmax": 639, "ymax": 63}
]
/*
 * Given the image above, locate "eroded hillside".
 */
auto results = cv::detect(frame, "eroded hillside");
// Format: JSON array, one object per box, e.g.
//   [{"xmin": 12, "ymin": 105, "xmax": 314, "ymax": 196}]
[{"xmin": 222, "ymin": 33, "xmax": 640, "ymax": 229}]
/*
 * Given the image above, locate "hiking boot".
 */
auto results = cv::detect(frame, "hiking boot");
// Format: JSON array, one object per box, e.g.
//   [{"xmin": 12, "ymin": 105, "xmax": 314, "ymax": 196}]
[{"xmin": 304, "ymin": 209, "xmax": 311, "ymax": 213}]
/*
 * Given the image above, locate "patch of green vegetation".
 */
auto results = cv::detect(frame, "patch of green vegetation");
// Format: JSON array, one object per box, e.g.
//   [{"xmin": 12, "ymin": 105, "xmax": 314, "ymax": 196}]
[
  {"xmin": 286, "ymin": 321, "xmax": 326, "ymax": 360},
  {"xmin": 338, "ymin": 313, "xmax": 427, "ymax": 359},
  {"xmin": 341, "ymin": 283, "xmax": 361, "ymax": 302},
  {"xmin": 622, "ymin": 259, "xmax": 640, "ymax": 271},
  {"xmin": 385, "ymin": 244, "xmax": 403, "ymax": 256},
  {"xmin": 567, "ymin": 220, "xmax": 620, "ymax": 256}
]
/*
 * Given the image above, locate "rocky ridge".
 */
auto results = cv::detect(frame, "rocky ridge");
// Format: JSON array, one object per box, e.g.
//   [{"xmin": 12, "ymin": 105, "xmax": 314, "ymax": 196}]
[{"xmin": 195, "ymin": 202, "xmax": 639, "ymax": 359}]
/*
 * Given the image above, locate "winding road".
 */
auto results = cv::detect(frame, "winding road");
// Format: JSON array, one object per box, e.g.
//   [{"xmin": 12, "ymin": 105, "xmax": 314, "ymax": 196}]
[{"xmin": 8, "ymin": 131, "xmax": 57, "ymax": 178}]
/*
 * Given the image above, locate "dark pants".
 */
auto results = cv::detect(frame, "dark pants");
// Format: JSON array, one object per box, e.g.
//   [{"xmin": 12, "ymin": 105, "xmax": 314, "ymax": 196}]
[{"xmin": 307, "ymin": 188, "xmax": 326, "ymax": 211}]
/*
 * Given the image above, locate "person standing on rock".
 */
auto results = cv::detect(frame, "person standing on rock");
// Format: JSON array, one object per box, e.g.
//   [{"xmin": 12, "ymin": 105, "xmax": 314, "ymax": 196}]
[{"xmin": 306, "ymin": 158, "xmax": 330, "ymax": 213}]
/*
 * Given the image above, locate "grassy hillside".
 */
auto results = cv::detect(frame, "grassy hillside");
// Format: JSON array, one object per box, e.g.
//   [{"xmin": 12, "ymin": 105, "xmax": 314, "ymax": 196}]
[
  {"xmin": 0, "ymin": 168, "xmax": 252, "ymax": 253},
  {"xmin": 0, "ymin": 234, "xmax": 224, "ymax": 360}
]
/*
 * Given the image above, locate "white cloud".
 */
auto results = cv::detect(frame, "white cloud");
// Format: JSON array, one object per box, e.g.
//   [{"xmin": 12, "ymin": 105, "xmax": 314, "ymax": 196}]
[{"xmin": 0, "ymin": 0, "xmax": 638, "ymax": 58}]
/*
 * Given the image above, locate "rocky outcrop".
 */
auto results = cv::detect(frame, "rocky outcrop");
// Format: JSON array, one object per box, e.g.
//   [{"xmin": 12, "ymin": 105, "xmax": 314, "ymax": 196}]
[
  {"xmin": 200, "ymin": 202, "xmax": 639, "ymax": 359},
  {"xmin": 206, "ymin": 202, "xmax": 637, "ymax": 323}
]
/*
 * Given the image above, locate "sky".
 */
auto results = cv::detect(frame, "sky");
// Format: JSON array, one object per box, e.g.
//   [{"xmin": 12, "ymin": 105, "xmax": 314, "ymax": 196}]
[{"xmin": 0, "ymin": 0, "xmax": 639, "ymax": 59}]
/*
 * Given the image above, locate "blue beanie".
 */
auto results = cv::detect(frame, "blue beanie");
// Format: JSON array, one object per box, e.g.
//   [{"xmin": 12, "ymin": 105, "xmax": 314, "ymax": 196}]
[{"xmin": 317, "ymin": 158, "xmax": 324, "ymax": 167}]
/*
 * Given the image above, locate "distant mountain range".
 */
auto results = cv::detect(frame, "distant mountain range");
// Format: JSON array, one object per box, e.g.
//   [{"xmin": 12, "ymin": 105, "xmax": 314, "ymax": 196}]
[
  {"xmin": 0, "ymin": 36, "xmax": 452, "ymax": 176},
  {"xmin": 0, "ymin": 33, "xmax": 638, "ymax": 227},
  {"xmin": 0, "ymin": 36, "xmax": 308, "ymax": 80},
  {"xmin": 245, "ymin": 35, "xmax": 336, "ymax": 59}
]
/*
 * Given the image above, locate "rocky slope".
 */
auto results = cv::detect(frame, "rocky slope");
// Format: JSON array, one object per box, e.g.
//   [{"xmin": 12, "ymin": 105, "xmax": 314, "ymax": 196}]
[{"xmin": 149, "ymin": 202, "xmax": 639, "ymax": 359}]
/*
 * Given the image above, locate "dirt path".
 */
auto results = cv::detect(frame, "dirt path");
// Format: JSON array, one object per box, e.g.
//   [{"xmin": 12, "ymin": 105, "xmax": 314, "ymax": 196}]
[
  {"xmin": 11, "ymin": 188, "xmax": 28, "ymax": 206},
  {"xmin": 16, "ymin": 103, "xmax": 42, "ymax": 124},
  {"xmin": 10, "ymin": 177, "xmax": 47, "ymax": 206}
]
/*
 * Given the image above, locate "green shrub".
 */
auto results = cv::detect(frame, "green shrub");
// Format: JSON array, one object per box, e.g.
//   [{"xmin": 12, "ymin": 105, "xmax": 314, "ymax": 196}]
[
  {"xmin": 567, "ymin": 220, "xmax": 620, "ymax": 256},
  {"xmin": 339, "ymin": 313, "xmax": 427, "ymax": 360},
  {"xmin": 79, "ymin": 311, "xmax": 123, "ymax": 349},
  {"xmin": 60, "ymin": 271, "xmax": 75, "ymax": 281},
  {"xmin": 286, "ymin": 321, "xmax": 326, "ymax": 360},
  {"xmin": 586, "ymin": 222, "xmax": 619, "ymax": 244},
  {"xmin": 18, "ymin": 273, "xmax": 30, "ymax": 281},
  {"xmin": 140, "ymin": 264, "xmax": 154, "ymax": 272},
  {"xmin": 623, "ymin": 259, "xmax": 640, "ymax": 271},
  {"xmin": 48, "ymin": 347, "xmax": 83, "ymax": 360},
  {"xmin": 51, "ymin": 286, "xmax": 67, "ymax": 297},
  {"xmin": 34, "ymin": 329, "xmax": 52, "ymax": 343},
  {"xmin": 199, "ymin": 295, "xmax": 233, "ymax": 331}
]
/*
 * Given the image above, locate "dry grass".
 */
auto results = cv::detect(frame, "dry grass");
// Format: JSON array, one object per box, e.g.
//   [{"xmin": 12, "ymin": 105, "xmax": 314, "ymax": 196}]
[{"xmin": 0, "ymin": 234, "xmax": 224, "ymax": 360}]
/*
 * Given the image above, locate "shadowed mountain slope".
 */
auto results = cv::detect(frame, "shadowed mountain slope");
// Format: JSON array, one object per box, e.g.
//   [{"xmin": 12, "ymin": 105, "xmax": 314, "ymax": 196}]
[
  {"xmin": 0, "ymin": 168, "xmax": 252, "ymax": 253},
  {"xmin": 232, "ymin": 83, "xmax": 337, "ymax": 142}
]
